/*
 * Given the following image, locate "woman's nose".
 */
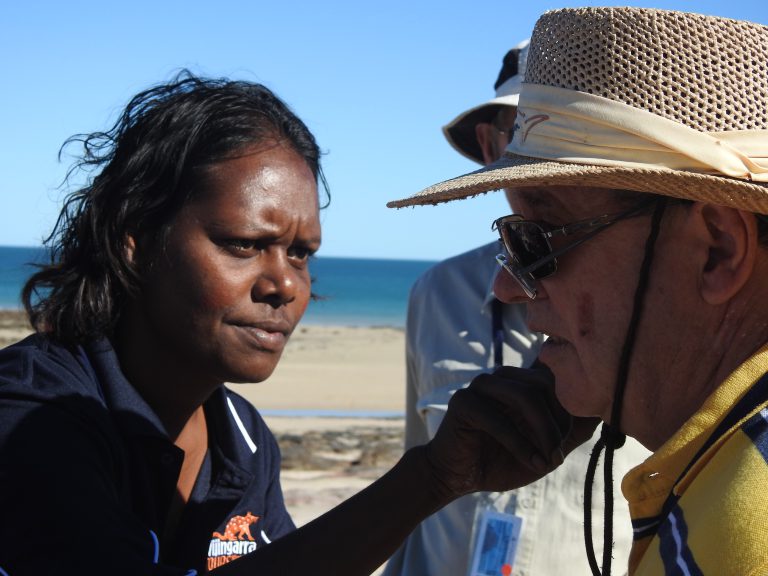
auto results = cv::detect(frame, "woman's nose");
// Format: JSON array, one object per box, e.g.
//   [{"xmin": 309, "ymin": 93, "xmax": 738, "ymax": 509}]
[{"xmin": 252, "ymin": 253, "xmax": 298, "ymax": 307}]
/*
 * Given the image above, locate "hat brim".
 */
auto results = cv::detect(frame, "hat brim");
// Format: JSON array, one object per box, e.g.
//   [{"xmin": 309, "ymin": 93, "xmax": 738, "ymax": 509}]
[
  {"xmin": 388, "ymin": 152, "xmax": 768, "ymax": 215},
  {"xmin": 443, "ymin": 94, "xmax": 520, "ymax": 165}
]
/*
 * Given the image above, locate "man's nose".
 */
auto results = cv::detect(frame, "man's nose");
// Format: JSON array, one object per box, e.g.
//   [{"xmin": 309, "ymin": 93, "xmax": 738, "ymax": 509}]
[{"xmin": 492, "ymin": 266, "xmax": 540, "ymax": 303}]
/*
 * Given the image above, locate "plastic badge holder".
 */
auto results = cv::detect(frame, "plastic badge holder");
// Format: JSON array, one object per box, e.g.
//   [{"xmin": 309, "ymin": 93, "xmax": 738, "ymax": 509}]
[{"xmin": 468, "ymin": 494, "xmax": 522, "ymax": 576}]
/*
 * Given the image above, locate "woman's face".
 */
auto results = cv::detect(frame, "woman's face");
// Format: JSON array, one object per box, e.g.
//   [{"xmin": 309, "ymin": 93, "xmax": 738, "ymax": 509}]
[{"xmin": 126, "ymin": 142, "xmax": 321, "ymax": 387}]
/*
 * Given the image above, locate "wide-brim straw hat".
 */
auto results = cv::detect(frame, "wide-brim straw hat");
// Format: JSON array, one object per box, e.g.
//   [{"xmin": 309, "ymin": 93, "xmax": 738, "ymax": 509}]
[
  {"xmin": 443, "ymin": 40, "xmax": 530, "ymax": 164},
  {"xmin": 389, "ymin": 8, "xmax": 768, "ymax": 214}
]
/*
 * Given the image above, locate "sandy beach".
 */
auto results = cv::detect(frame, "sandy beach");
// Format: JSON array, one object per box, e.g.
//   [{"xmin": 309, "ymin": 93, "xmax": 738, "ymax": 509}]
[{"xmin": 0, "ymin": 310, "xmax": 405, "ymax": 574}]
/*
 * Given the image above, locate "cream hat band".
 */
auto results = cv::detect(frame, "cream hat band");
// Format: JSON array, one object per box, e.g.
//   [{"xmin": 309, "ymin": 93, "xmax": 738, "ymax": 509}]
[
  {"xmin": 512, "ymin": 84, "xmax": 768, "ymax": 182},
  {"xmin": 388, "ymin": 8, "xmax": 768, "ymax": 212}
]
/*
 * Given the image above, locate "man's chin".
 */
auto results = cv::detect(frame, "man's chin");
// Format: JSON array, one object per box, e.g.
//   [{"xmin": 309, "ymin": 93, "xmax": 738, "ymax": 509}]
[{"xmin": 553, "ymin": 378, "xmax": 596, "ymax": 419}]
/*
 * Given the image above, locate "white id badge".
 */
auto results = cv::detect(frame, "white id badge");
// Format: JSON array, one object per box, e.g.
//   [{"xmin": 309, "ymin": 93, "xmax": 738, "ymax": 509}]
[{"xmin": 468, "ymin": 510, "xmax": 523, "ymax": 576}]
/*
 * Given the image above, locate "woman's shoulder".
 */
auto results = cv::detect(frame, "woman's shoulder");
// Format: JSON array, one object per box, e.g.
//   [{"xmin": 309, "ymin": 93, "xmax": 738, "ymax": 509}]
[
  {"xmin": 0, "ymin": 333, "xmax": 102, "ymax": 401},
  {"xmin": 215, "ymin": 386, "xmax": 280, "ymax": 457}
]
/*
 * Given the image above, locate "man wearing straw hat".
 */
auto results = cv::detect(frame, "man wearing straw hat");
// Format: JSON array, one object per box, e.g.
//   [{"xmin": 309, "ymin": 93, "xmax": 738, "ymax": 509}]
[
  {"xmin": 389, "ymin": 7, "xmax": 768, "ymax": 576},
  {"xmin": 386, "ymin": 41, "xmax": 647, "ymax": 576}
]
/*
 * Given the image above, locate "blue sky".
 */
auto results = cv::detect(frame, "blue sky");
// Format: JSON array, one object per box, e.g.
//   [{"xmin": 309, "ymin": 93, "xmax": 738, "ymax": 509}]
[{"xmin": 1, "ymin": 1, "xmax": 763, "ymax": 261}]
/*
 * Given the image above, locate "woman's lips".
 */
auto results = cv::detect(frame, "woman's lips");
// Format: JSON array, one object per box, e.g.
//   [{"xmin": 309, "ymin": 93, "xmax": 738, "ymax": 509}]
[{"xmin": 233, "ymin": 323, "xmax": 289, "ymax": 353}]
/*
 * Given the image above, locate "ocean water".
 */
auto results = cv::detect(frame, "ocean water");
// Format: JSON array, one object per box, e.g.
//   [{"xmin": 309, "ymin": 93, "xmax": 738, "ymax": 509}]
[
  {"xmin": 0, "ymin": 246, "xmax": 435, "ymax": 328},
  {"xmin": 0, "ymin": 246, "xmax": 49, "ymax": 311},
  {"xmin": 305, "ymin": 256, "xmax": 436, "ymax": 327}
]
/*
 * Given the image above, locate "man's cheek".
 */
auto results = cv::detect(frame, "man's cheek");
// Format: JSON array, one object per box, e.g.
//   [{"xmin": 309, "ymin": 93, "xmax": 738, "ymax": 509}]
[{"xmin": 576, "ymin": 292, "xmax": 595, "ymax": 338}]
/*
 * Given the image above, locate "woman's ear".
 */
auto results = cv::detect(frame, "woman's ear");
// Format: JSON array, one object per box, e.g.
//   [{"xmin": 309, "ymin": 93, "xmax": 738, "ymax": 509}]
[
  {"xmin": 124, "ymin": 234, "xmax": 137, "ymax": 265},
  {"xmin": 696, "ymin": 203, "xmax": 758, "ymax": 305}
]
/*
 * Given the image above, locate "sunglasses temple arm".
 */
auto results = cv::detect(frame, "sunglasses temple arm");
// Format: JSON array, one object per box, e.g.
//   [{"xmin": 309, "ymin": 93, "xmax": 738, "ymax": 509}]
[
  {"xmin": 514, "ymin": 222, "xmax": 614, "ymax": 278},
  {"xmin": 555, "ymin": 199, "xmax": 657, "ymax": 237}
]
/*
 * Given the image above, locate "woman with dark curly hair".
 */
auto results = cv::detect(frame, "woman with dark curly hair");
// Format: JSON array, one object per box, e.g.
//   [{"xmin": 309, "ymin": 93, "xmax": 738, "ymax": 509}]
[{"xmin": 0, "ymin": 71, "xmax": 578, "ymax": 576}]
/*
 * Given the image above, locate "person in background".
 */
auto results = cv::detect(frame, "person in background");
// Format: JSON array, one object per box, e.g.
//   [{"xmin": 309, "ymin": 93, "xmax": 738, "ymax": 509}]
[
  {"xmin": 385, "ymin": 40, "xmax": 648, "ymax": 576},
  {"xmin": 0, "ymin": 71, "xmax": 591, "ymax": 576},
  {"xmin": 388, "ymin": 7, "xmax": 768, "ymax": 575}
]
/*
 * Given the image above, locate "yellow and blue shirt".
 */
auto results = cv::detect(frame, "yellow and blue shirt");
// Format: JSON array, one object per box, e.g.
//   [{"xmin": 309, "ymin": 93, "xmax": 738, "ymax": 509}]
[{"xmin": 622, "ymin": 346, "xmax": 768, "ymax": 575}]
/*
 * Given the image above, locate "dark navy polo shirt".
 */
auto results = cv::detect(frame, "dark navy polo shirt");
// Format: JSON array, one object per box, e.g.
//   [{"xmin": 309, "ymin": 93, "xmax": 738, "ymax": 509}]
[{"xmin": 0, "ymin": 334, "xmax": 295, "ymax": 575}]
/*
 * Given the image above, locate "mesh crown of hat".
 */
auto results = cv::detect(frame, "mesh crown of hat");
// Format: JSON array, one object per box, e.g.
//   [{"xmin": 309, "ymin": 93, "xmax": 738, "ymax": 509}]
[
  {"xmin": 388, "ymin": 7, "xmax": 768, "ymax": 213},
  {"xmin": 527, "ymin": 7, "xmax": 768, "ymax": 131}
]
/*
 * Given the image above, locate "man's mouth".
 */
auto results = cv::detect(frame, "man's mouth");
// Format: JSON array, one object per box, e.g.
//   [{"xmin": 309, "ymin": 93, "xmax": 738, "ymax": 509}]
[{"xmin": 542, "ymin": 333, "xmax": 568, "ymax": 346}]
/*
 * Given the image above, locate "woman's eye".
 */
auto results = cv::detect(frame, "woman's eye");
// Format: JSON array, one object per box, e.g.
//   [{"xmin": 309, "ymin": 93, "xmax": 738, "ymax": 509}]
[
  {"xmin": 288, "ymin": 245, "xmax": 314, "ymax": 262},
  {"xmin": 225, "ymin": 239, "xmax": 260, "ymax": 253},
  {"xmin": 222, "ymin": 238, "xmax": 316, "ymax": 263}
]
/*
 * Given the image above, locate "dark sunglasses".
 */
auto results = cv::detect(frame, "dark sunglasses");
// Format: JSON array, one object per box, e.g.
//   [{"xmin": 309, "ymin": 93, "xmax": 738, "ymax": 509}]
[{"xmin": 492, "ymin": 199, "xmax": 659, "ymax": 299}]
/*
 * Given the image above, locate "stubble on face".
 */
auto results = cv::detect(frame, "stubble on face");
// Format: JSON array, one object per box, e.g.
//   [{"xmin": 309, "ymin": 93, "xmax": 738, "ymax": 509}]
[{"xmin": 576, "ymin": 292, "xmax": 595, "ymax": 338}]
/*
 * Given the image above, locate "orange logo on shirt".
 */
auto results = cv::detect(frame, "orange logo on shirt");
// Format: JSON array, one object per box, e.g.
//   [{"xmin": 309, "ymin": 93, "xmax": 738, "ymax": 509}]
[
  {"xmin": 212, "ymin": 512, "xmax": 259, "ymax": 541},
  {"xmin": 207, "ymin": 512, "xmax": 261, "ymax": 570}
]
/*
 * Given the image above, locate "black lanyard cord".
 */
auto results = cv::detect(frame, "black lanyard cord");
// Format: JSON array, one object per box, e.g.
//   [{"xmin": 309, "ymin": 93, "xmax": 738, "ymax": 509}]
[
  {"xmin": 492, "ymin": 297, "xmax": 504, "ymax": 370},
  {"xmin": 584, "ymin": 198, "xmax": 668, "ymax": 576}
]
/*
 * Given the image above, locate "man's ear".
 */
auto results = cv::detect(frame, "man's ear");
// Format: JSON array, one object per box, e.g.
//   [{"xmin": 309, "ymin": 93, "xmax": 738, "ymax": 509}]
[
  {"xmin": 696, "ymin": 202, "xmax": 758, "ymax": 305},
  {"xmin": 474, "ymin": 123, "xmax": 498, "ymax": 166}
]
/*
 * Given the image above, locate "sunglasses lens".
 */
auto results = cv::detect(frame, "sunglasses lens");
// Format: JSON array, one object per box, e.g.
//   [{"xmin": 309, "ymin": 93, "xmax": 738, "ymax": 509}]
[{"xmin": 502, "ymin": 222, "xmax": 556, "ymax": 279}]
